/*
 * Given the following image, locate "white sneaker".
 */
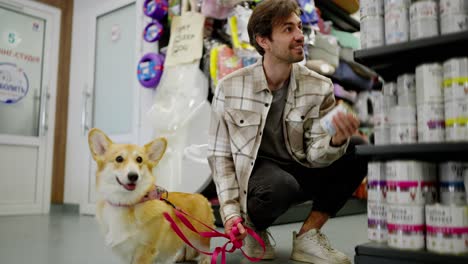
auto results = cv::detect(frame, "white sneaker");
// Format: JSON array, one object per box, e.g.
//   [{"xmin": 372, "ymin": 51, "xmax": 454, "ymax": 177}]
[
  {"xmin": 243, "ymin": 229, "xmax": 276, "ymax": 260},
  {"xmin": 291, "ymin": 229, "xmax": 351, "ymax": 264}
]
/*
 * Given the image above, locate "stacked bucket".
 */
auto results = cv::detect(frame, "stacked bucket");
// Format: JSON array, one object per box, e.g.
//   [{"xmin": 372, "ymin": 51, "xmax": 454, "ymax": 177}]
[
  {"xmin": 426, "ymin": 162, "xmax": 468, "ymax": 254},
  {"xmin": 360, "ymin": 0, "xmax": 385, "ymax": 49},
  {"xmin": 360, "ymin": 0, "xmax": 468, "ymax": 50},
  {"xmin": 443, "ymin": 57, "xmax": 468, "ymax": 141},
  {"xmin": 366, "ymin": 161, "xmax": 468, "ymax": 254},
  {"xmin": 415, "ymin": 63, "xmax": 445, "ymax": 142}
]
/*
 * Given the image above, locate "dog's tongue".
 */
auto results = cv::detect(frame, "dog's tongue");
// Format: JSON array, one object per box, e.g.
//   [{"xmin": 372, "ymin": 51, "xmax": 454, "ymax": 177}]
[{"xmin": 123, "ymin": 183, "xmax": 136, "ymax": 191}]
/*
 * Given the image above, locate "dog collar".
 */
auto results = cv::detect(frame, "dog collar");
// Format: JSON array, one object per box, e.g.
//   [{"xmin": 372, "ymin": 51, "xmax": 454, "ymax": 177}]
[{"xmin": 106, "ymin": 185, "xmax": 168, "ymax": 207}]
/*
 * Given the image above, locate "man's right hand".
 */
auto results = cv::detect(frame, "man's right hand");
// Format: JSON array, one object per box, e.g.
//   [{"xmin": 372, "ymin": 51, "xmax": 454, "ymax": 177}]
[{"xmin": 224, "ymin": 216, "xmax": 247, "ymax": 240}]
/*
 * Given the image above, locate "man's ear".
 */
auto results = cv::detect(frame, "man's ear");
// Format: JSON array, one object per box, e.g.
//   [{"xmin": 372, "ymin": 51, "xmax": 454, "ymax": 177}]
[
  {"xmin": 88, "ymin": 128, "xmax": 113, "ymax": 161},
  {"xmin": 256, "ymin": 35, "xmax": 270, "ymax": 52},
  {"xmin": 145, "ymin": 137, "xmax": 167, "ymax": 166}
]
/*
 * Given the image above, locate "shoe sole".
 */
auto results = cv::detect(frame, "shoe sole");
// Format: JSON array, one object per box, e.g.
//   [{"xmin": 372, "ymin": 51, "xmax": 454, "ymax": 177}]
[{"xmin": 290, "ymin": 251, "xmax": 350, "ymax": 264}]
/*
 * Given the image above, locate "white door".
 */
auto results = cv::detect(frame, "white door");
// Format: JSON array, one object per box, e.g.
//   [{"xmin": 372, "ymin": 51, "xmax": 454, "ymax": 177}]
[
  {"xmin": 80, "ymin": 0, "xmax": 138, "ymax": 214},
  {"xmin": 0, "ymin": 0, "xmax": 60, "ymax": 215}
]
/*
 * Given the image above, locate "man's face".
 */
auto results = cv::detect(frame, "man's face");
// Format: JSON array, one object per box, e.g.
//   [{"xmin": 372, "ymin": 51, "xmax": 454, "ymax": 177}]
[{"xmin": 264, "ymin": 13, "xmax": 304, "ymax": 63}]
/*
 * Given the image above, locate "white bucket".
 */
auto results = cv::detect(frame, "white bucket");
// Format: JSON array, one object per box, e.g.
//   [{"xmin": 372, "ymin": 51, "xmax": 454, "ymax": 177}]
[
  {"xmin": 384, "ymin": 0, "xmax": 410, "ymax": 44},
  {"xmin": 439, "ymin": 162, "xmax": 468, "ymax": 205},
  {"xmin": 416, "ymin": 102, "xmax": 445, "ymax": 143},
  {"xmin": 368, "ymin": 200, "xmax": 388, "ymax": 242},
  {"xmin": 426, "ymin": 204, "xmax": 468, "ymax": 254},
  {"xmin": 409, "ymin": 0, "xmax": 439, "ymax": 40},
  {"xmin": 387, "ymin": 204, "xmax": 426, "ymax": 250},
  {"xmin": 416, "ymin": 63, "xmax": 443, "ymax": 104},
  {"xmin": 385, "ymin": 161, "xmax": 437, "ymax": 205},
  {"xmin": 389, "ymin": 106, "xmax": 417, "ymax": 143},
  {"xmin": 361, "ymin": 16, "xmax": 385, "ymax": 49}
]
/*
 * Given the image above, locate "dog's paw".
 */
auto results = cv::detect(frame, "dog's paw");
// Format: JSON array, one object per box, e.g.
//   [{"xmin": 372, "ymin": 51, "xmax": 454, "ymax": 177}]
[{"xmin": 197, "ymin": 255, "xmax": 211, "ymax": 264}]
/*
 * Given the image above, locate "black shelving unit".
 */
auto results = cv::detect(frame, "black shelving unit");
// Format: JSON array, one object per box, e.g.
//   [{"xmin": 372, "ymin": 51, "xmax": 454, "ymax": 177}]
[
  {"xmin": 315, "ymin": 0, "xmax": 360, "ymax": 32},
  {"xmin": 353, "ymin": 20, "xmax": 468, "ymax": 264},
  {"xmin": 355, "ymin": 143, "xmax": 468, "ymax": 162},
  {"xmin": 354, "ymin": 31, "xmax": 468, "ymax": 80},
  {"xmin": 355, "ymin": 242, "xmax": 468, "ymax": 264}
]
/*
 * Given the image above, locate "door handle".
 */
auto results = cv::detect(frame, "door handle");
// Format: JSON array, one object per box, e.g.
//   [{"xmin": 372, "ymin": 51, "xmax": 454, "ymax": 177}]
[
  {"xmin": 81, "ymin": 86, "xmax": 91, "ymax": 135},
  {"xmin": 40, "ymin": 88, "xmax": 50, "ymax": 136}
]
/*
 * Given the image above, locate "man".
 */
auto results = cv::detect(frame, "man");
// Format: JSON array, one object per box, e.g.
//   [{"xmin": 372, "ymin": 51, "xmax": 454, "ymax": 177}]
[{"xmin": 207, "ymin": 0, "xmax": 367, "ymax": 263}]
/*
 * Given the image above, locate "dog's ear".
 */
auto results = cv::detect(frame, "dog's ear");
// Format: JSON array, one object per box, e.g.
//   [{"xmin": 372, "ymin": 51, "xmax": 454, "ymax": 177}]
[
  {"xmin": 88, "ymin": 128, "xmax": 113, "ymax": 161},
  {"xmin": 144, "ymin": 137, "xmax": 167, "ymax": 166}
]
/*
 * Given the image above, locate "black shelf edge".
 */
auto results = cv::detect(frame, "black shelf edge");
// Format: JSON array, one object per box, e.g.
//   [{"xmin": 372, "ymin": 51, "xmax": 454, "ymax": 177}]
[
  {"xmin": 355, "ymin": 142, "xmax": 468, "ymax": 162},
  {"xmin": 354, "ymin": 31, "xmax": 468, "ymax": 81},
  {"xmin": 355, "ymin": 242, "xmax": 468, "ymax": 264},
  {"xmin": 315, "ymin": 0, "xmax": 360, "ymax": 33}
]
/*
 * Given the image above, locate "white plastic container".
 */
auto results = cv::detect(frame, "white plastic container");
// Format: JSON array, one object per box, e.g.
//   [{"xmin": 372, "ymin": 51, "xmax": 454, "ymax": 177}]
[
  {"xmin": 389, "ymin": 106, "xmax": 417, "ymax": 143},
  {"xmin": 361, "ymin": 0, "xmax": 384, "ymax": 18},
  {"xmin": 385, "ymin": 161, "xmax": 437, "ymax": 205},
  {"xmin": 416, "ymin": 102, "xmax": 445, "ymax": 143},
  {"xmin": 374, "ymin": 125, "xmax": 391, "ymax": 145},
  {"xmin": 320, "ymin": 103, "xmax": 353, "ymax": 136},
  {"xmin": 397, "ymin": 73, "xmax": 416, "ymax": 106},
  {"xmin": 361, "ymin": 16, "xmax": 385, "ymax": 49},
  {"xmin": 439, "ymin": 162, "xmax": 468, "ymax": 205},
  {"xmin": 387, "ymin": 204, "xmax": 426, "ymax": 250},
  {"xmin": 440, "ymin": 0, "xmax": 468, "ymax": 34},
  {"xmin": 426, "ymin": 204, "xmax": 468, "ymax": 254},
  {"xmin": 416, "ymin": 63, "xmax": 443, "ymax": 104},
  {"xmin": 409, "ymin": 0, "xmax": 439, "ymax": 40},
  {"xmin": 368, "ymin": 200, "xmax": 388, "ymax": 242},
  {"xmin": 368, "ymin": 162, "xmax": 387, "ymax": 201},
  {"xmin": 384, "ymin": 0, "xmax": 410, "ymax": 44}
]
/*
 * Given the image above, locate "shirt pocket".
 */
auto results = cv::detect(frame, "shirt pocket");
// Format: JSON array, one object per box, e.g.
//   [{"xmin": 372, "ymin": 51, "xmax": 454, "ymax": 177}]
[
  {"xmin": 225, "ymin": 108, "xmax": 261, "ymax": 157},
  {"xmin": 285, "ymin": 105, "xmax": 320, "ymax": 159}
]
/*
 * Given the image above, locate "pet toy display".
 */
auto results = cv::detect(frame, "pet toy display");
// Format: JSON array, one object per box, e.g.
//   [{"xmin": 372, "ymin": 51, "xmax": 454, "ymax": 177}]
[
  {"xmin": 137, "ymin": 53, "xmax": 164, "ymax": 88},
  {"xmin": 143, "ymin": 0, "xmax": 168, "ymax": 21},
  {"xmin": 143, "ymin": 20, "xmax": 164, "ymax": 42}
]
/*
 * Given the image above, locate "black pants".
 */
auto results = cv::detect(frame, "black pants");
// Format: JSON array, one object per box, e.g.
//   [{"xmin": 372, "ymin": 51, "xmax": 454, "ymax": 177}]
[{"xmin": 247, "ymin": 136, "xmax": 368, "ymax": 230}]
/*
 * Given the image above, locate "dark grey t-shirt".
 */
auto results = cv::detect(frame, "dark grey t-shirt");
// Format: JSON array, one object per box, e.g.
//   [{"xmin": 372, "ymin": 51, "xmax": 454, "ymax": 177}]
[{"xmin": 258, "ymin": 81, "xmax": 294, "ymax": 164}]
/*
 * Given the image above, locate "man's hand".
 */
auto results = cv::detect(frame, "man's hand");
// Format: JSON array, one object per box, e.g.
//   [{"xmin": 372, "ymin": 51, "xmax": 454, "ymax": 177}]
[
  {"xmin": 224, "ymin": 216, "xmax": 247, "ymax": 240},
  {"xmin": 331, "ymin": 112, "xmax": 360, "ymax": 146}
]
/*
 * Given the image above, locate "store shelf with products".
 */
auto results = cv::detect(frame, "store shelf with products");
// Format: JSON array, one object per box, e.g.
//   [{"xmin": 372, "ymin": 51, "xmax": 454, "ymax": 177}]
[
  {"xmin": 353, "ymin": 11, "xmax": 468, "ymax": 262},
  {"xmin": 354, "ymin": 31, "xmax": 468, "ymax": 80}
]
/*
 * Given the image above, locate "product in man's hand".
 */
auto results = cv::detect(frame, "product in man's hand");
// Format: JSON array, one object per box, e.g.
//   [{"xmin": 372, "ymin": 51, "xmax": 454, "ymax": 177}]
[{"xmin": 320, "ymin": 102, "xmax": 354, "ymax": 136}]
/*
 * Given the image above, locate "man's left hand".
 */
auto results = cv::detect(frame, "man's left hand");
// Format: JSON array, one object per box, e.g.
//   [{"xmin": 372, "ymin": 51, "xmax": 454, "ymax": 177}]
[{"xmin": 331, "ymin": 112, "xmax": 360, "ymax": 146}]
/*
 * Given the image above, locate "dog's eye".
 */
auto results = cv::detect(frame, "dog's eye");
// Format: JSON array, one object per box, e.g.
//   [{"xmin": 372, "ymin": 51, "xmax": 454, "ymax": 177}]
[
  {"xmin": 115, "ymin": 156, "xmax": 124, "ymax": 163},
  {"xmin": 136, "ymin": 156, "xmax": 143, "ymax": 163}
]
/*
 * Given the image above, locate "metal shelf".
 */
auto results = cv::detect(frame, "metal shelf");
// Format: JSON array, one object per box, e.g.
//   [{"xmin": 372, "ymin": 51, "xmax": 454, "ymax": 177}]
[
  {"xmin": 355, "ymin": 242, "xmax": 468, "ymax": 264},
  {"xmin": 354, "ymin": 31, "xmax": 468, "ymax": 80},
  {"xmin": 355, "ymin": 142, "xmax": 468, "ymax": 162},
  {"xmin": 315, "ymin": 0, "xmax": 360, "ymax": 32}
]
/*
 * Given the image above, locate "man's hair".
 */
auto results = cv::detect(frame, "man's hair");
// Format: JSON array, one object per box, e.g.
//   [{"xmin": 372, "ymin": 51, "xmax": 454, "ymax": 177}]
[{"xmin": 247, "ymin": 0, "xmax": 301, "ymax": 56}]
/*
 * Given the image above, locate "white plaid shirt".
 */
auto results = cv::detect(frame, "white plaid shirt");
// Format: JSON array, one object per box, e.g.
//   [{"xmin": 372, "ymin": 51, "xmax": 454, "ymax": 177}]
[{"xmin": 208, "ymin": 59, "xmax": 349, "ymax": 223}]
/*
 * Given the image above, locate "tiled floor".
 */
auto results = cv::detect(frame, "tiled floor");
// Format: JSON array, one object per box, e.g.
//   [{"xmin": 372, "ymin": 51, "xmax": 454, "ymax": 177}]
[{"xmin": 0, "ymin": 207, "xmax": 368, "ymax": 264}]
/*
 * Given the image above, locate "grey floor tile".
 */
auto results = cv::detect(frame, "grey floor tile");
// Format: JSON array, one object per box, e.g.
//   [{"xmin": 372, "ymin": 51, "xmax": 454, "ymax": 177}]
[{"xmin": 0, "ymin": 211, "xmax": 367, "ymax": 264}]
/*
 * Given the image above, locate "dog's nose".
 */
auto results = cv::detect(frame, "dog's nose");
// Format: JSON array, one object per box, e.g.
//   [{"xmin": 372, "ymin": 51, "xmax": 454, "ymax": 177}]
[{"xmin": 127, "ymin": 172, "xmax": 139, "ymax": 182}]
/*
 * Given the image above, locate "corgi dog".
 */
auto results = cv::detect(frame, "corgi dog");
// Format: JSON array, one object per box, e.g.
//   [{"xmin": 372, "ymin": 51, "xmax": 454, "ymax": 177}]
[{"xmin": 88, "ymin": 128, "xmax": 214, "ymax": 264}]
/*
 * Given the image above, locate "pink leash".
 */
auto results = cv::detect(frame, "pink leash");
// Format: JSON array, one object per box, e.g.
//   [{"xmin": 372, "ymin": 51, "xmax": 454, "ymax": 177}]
[{"xmin": 162, "ymin": 203, "xmax": 265, "ymax": 264}]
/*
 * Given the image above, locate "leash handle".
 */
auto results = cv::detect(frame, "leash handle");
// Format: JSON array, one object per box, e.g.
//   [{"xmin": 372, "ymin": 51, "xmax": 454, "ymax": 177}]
[{"xmin": 163, "ymin": 209, "xmax": 266, "ymax": 263}]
